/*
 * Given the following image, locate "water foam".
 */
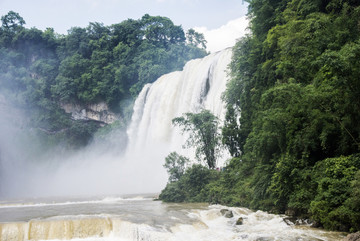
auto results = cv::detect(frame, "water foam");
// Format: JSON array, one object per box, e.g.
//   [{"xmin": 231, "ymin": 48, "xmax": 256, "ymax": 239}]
[
  {"xmin": 0, "ymin": 196, "xmax": 152, "ymax": 209},
  {"xmin": 0, "ymin": 205, "xmax": 346, "ymax": 241}
]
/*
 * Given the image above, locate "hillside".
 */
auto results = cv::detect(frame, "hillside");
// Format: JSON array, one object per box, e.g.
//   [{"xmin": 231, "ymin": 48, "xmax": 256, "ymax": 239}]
[{"xmin": 0, "ymin": 11, "xmax": 207, "ymax": 148}]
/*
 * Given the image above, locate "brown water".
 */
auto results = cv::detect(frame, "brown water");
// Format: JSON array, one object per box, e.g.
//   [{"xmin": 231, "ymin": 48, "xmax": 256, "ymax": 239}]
[{"xmin": 0, "ymin": 194, "xmax": 346, "ymax": 241}]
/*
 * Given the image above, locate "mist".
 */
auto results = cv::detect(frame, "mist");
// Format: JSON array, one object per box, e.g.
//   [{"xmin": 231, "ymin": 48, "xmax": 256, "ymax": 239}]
[
  {"xmin": 0, "ymin": 96, "xmax": 168, "ymax": 199},
  {"xmin": 0, "ymin": 48, "xmax": 232, "ymax": 200}
]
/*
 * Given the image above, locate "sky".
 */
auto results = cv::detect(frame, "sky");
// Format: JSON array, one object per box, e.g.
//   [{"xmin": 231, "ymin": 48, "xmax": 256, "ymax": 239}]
[{"xmin": 0, "ymin": 0, "xmax": 249, "ymax": 52}]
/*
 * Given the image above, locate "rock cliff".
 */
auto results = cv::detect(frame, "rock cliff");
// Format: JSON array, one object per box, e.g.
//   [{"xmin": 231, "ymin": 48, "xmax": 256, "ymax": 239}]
[{"xmin": 60, "ymin": 102, "xmax": 119, "ymax": 125}]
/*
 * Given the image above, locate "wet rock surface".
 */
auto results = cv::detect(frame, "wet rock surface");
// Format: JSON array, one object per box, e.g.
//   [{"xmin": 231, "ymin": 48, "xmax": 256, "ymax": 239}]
[
  {"xmin": 220, "ymin": 209, "xmax": 233, "ymax": 218},
  {"xmin": 236, "ymin": 217, "xmax": 243, "ymax": 225}
]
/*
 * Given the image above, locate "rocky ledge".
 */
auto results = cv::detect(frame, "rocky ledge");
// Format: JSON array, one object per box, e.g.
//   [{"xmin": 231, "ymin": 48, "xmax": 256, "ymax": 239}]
[{"xmin": 61, "ymin": 102, "xmax": 120, "ymax": 125}]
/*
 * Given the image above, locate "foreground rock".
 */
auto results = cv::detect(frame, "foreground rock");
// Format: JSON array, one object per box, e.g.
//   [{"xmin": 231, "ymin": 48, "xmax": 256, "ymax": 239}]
[
  {"xmin": 236, "ymin": 217, "xmax": 244, "ymax": 225},
  {"xmin": 220, "ymin": 209, "xmax": 234, "ymax": 218},
  {"xmin": 343, "ymin": 232, "xmax": 360, "ymax": 241}
]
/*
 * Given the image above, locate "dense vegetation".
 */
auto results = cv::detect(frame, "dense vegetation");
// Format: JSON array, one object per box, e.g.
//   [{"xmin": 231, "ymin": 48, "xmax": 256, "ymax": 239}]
[
  {"xmin": 0, "ymin": 11, "xmax": 207, "ymax": 148},
  {"xmin": 172, "ymin": 110, "xmax": 222, "ymax": 169},
  {"xmin": 160, "ymin": 0, "xmax": 360, "ymax": 232}
]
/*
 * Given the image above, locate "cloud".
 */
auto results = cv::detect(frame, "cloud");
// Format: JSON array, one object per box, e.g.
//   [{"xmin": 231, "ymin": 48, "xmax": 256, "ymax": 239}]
[{"xmin": 194, "ymin": 16, "xmax": 249, "ymax": 53}]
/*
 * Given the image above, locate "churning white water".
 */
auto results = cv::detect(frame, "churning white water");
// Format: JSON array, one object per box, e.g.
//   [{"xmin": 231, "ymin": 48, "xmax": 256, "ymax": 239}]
[
  {"xmin": 0, "ymin": 195, "xmax": 346, "ymax": 241},
  {"xmin": 126, "ymin": 48, "xmax": 232, "ymax": 167}
]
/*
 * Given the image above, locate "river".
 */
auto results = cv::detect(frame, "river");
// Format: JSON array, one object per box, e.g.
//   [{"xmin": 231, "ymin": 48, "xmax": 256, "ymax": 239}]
[
  {"xmin": 0, "ymin": 49, "xmax": 349, "ymax": 241},
  {"xmin": 0, "ymin": 194, "xmax": 345, "ymax": 241}
]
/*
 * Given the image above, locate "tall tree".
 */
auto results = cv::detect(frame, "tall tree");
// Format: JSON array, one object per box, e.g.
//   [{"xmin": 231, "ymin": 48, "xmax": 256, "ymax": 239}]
[
  {"xmin": 1, "ymin": 11, "xmax": 25, "ymax": 33},
  {"xmin": 172, "ymin": 110, "xmax": 221, "ymax": 169},
  {"xmin": 186, "ymin": 28, "xmax": 207, "ymax": 49}
]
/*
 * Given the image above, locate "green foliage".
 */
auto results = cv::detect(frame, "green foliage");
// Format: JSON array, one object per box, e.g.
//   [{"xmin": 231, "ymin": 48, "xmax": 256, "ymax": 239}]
[
  {"xmin": 0, "ymin": 11, "xmax": 207, "ymax": 148},
  {"xmin": 346, "ymin": 170, "xmax": 360, "ymax": 232},
  {"xmin": 65, "ymin": 121, "xmax": 100, "ymax": 148},
  {"xmin": 309, "ymin": 155, "xmax": 360, "ymax": 231},
  {"xmin": 93, "ymin": 120, "xmax": 125, "ymax": 140},
  {"xmin": 159, "ymin": 164, "xmax": 219, "ymax": 203},
  {"xmin": 158, "ymin": 182, "xmax": 186, "ymax": 203},
  {"xmin": 164, "ymin": 152, "xmax": 189, "ymax": 183},
  {"xmin": 222, "ymin": 105, "xmax": 241, "ymax": 157},
  {"xmin": 172, "ymin": 110, "xmax": 221, "ymax": 169},
  {"xmin": 1, "ymin": 10, "xmax": 25, "ymax": 38},
  {"xmin": 186, "ymin": 28, "xmax": 207, "ymax": 49},
  {"xmin": 219, "ymin": 0, "xmax": 360, "ymax": 232},
  {"xmin": 160, "ymin": 0, "xmax": 360, "ymax": 233},
  {"xmin": 160, "ymin": 158, "xmax": 254, "ymax": 206}
]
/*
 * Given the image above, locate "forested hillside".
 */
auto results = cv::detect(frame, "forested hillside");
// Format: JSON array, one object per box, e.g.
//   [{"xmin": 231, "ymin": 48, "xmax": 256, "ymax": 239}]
[
  {"xmin": 160, "ymin": 0, "xmax": 360, "ymax": 232},
  {"xmin": 0, "ymin": 11, "xmax": 207, "ymax": 147},
  {"xmin": 223, "ymin": 0, "xmax": 360, "ymax": 230}
]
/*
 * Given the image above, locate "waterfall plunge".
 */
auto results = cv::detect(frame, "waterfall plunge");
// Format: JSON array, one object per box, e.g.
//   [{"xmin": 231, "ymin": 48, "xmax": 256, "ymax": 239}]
[
  {"xmin": 0, "ymin": 49, "xmax": 232, "ymax": 198},
  {"xmin": 126, "ymin": 48, "xmax": 232, "ymax": 178}
]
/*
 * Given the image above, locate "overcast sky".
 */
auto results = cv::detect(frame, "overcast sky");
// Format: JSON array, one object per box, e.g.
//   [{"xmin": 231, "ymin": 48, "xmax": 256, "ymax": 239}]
[{"xmin": 0, "ymin": 0, "xmax": 249, "ymax": 52}]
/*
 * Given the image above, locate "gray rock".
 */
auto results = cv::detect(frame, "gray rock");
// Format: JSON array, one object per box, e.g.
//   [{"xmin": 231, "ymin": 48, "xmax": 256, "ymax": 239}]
[
  {"xmin": 343, "ymin": 232, "xmax": 360, "ymax": 241},
  {"xmin": 220, "ymin": 209, "xmax": 228, "ymax": 215},
  {"xmin": 220, "ymin": 209, "xmax": 233, "ymax": 218},
  {"xmin": 255, "ymin": 237, "xmax": 272, "ymax": 241},
  {"xmin": 60, "ymin": 102, "xmax": 120, "ymax": 124},
  {"xmin": 236, "ymin": 217, "xmax": 244, "ymax": 225},
  {"xmin": 283, "ymin": 217, "xmax": 295, "ymax": 226}
]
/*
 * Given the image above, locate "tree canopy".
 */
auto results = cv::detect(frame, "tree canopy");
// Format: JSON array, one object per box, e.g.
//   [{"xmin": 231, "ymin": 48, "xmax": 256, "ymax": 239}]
[
  {"xmin": 161, "ymin": 0, "xmax": 360, "ymax": 233},
  {"xmin": 221, "ymin": 0, "xmax": 360, "ymax": 231},
  {"xmin": 172, "ymin": 110, "xmax": 222, "ymax": 169},
  {"xmin": 0, "ymin": 11, "xmax": 208, "ymax": 147}
]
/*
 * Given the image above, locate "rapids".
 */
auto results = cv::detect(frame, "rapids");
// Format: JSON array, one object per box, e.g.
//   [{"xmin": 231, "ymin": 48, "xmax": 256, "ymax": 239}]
[{"xmin": 0, "ymin": 195, "xmax": 346, "ymax": 241}]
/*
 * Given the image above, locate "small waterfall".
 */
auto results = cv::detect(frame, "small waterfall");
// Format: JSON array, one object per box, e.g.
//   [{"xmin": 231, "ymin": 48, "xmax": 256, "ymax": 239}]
[
  {"xmin": 0, "ymin": 202, "xmax": 346, "ymax": 241},
  {"xmin": 126, "ymin": 48, "xmax": 232, "ymax": 169}
]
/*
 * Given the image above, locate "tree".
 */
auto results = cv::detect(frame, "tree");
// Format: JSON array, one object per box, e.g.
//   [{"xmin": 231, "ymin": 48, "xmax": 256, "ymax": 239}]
[
  {"xmin": 163, "ymin": 152, "xmax": 189, "ymax": 182},
  {"xmin": 1, "ymin": 11, "xmax": 25, "ymax": 33},
  {"xmin": 222, "ymin": 105, "xmax": 241, "ymax": 157},
  {"xmin": 0, "ymin": 11, "xmax": 209, "ymax": 150},
  {"xmin": 140, "ymin": 14, "xmax": 185, "ymax": 47},
  {"xmin": 159, "ymin": 164, "xmax": 219, "ymax": 203},
  {"xmin": 310, "ymin": 154, "xmax": 360, "ymax": 231},
  {"xmin": 186, "ymin": 28, "xmax": 207, "ymax": 49},
  {"xmin": 172, "ymin": 109, "xmax": 221, "ymax": 169}
]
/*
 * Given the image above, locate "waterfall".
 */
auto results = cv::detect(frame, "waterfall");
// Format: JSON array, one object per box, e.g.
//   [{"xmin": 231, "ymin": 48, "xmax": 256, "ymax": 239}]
[
  {"xmin": 0, "ymin": 48, "xmax": 233, "ymax": 198},
  {"xmin": 126, "ymin": 48, "xmax": 232, "ymax": 168}
]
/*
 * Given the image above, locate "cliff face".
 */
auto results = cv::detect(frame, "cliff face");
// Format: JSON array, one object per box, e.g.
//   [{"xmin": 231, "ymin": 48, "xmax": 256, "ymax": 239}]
[{"xmin": 60, "ymin": 102, "xmax": 120, "ymax": 125}]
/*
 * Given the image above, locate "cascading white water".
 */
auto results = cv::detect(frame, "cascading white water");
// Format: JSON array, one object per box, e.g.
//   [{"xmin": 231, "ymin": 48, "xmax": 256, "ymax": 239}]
[
  {"xmin": 126, "ymin": 48, "xmax": 232, "ymax": 167},
  {"xmin": 0, "ymin": 198, "xmax": 345, "ymax": 241}
]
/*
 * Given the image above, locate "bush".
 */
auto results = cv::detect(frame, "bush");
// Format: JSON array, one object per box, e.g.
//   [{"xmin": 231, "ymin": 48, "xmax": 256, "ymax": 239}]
[
  {"xmin": 158, "ymin": 182, "xmax": 186, "ymax": 202},
  {"xmin": 163, "ymin": 152, "xmax": 189, "ymax": 183},
  {"xmin": 310, "ymin": 154, "xmax": 360, "ymax": 231},
  {"xmin": 159, "ymin": 164, "xmax": 219, "ymax": 203}
]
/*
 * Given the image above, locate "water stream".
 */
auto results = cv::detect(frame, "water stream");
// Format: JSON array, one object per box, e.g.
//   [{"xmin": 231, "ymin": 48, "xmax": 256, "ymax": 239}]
[{"xmin": 0, "ymin": 195, "xmax": 346, "ymax": 241}]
